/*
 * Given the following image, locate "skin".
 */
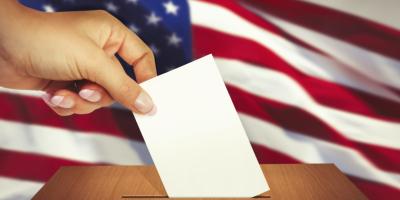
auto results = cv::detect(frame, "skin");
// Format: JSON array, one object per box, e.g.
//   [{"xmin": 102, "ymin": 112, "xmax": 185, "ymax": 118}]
[{"xmin": 0, "ymin": 1, "xmax": 157, "ymax": 116}]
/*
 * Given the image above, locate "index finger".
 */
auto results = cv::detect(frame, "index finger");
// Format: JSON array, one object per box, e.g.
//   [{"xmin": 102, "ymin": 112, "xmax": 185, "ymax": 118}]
[{"xmin": 117, "ymin": 26, "xmax": 157, "ymax": 83}]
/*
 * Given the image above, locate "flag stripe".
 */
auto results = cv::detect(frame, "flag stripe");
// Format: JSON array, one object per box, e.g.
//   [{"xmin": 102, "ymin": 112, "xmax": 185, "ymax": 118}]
[
  {"xmin": 349, "ymin": 176, "xmax": 400, "ymax": 200},
  {"xmin": 252, "ymin": 144, "xmax": 400, "ymax": 200},
  {"xmin": 228, "ymin": 84, "xmax": 400, "ymax": 173},
  {"xmin": 0, "ymin": 176, "xmax": 42, "ymax": 200},
  {"xmin": 0, "ymin": 92, "xmax": 143, "ymax": 141},
  {"xmin": 0, "ymin": 119, "xmax": 152, "ymax": 165},
  {"xmin": 215, "ymin": 58, "xmax": 400, "ymax": 149},
  {"xmin": 195, "ymin": 0, "xmax": 326, "ymax": 55},
  {"xmin": 303, "ymin": 0, "xmax": 400, "ymax": 30},
  {"xmin": 239, "ymin": 113, "xmax": 400, "ymax": 189},
  {"xmin": 193, "ymin": 25, "xmax": 400, "ymax": 121},
  {"xmin": 244, "ymin": 6, "xmax": 400, "ymax": 94},
  {"xmin": 243, "ymin": 0, "xmax": 400, "ymax": 60},
  {"xmin": 0, "ymin": 149, "xmax": 95, "ymax": 182},
  {"xmin": 251, "ymin": 143, "xmax": 298, "ymax": 164},
  {"xmin": 0, "ymin": 87, "xmax": 43, "ymax": 97},
  {"xmin": 190, "ymin": 0, "xmax": 400, "ymax": 91}
]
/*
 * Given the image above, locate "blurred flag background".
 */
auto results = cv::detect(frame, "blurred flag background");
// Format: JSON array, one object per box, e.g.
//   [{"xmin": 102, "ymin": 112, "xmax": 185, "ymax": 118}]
[{"xmin": 1, "ymin": 0, "xmax": 399, "ymax": 199}]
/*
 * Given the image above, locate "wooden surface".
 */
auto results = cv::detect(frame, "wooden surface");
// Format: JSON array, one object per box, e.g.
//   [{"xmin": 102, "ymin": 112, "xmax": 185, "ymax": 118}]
[{"xmin": 32, "ymin": 164, "xmax": 367, "ymax": 200}]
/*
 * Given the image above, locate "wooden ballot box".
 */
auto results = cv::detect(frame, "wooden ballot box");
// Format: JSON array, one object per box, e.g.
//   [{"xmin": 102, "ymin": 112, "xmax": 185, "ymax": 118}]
[{"xmin": 32, "ymin": 164, "xmax": 367, "ymax": 200}]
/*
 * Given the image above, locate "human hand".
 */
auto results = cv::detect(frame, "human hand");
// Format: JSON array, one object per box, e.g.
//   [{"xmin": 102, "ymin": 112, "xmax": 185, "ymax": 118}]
[{"xmin": 0, "ymin": 1, "xmax": 156, "ymax": 116}]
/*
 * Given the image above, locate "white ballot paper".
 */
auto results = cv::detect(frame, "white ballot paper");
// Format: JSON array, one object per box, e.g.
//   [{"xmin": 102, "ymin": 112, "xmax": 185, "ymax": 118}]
[{"xmin": 133, "ymin": 55, "xmax": 269, "ymax": 198}]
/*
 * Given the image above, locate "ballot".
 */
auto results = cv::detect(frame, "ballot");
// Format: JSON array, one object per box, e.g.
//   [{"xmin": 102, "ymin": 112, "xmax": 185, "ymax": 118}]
[{"xmin": 133, "ymin": 55, "xmax": 269, "ymax": 198}]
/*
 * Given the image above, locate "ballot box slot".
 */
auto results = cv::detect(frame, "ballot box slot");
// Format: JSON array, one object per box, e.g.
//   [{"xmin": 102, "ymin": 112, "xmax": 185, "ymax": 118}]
[{"xmin": 121, "ymin": 195, "xmax": 271, "ymax": 199}]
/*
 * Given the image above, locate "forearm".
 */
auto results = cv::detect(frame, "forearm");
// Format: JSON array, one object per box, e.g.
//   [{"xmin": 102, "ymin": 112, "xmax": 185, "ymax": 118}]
[
  {"xmin": 0, "ymin": 1, "xmax": 28, "ymax": 26},
  {"xmin": 0, "ymin": 1, "xmax": 37, "ymax": 88},
  {"xmin": 0, "ymin": 1, "xmax": 43, "ymax": 41}
]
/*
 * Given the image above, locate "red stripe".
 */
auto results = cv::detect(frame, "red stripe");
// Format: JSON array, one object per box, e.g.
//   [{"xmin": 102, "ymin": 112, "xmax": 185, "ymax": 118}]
[
  {"xmin": 252, "ymin": 143, "xmax": 298, "ymax": 164},
  {"xmin": 0, "ymin": 92, "xmax": 143, "ymax": 141},
  {"xmin": 193, "ymin": 25, "xmax": 400, "ymax": 122},
  {"xmin": 252, "ymin": 144, "xmax": 400, "ymax": 200},
  {"xmin": 0, "ymin": 149, "xmax": 96, "ymax": 182},
  {"xmin": 198, "ymin": 0, "xmax": 326, "ymax": 56},
  {"xmin": 226, "ymin": 84, "xmax": 400, "ymax": 173},
  {"xmin": 244, "ymin": 0, "xmax": 400, "ymax": 60},
  {"xmin": 349, "ymin": 176, "xmax": 400, "ymax": 200}
]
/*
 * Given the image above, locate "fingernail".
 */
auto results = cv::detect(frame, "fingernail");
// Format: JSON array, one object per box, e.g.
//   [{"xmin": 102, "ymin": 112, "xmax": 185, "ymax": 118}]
[
  {"xmin": 50, "ymin": 95, "xmax": 75, "ymax": 108},
  {"xmin": 79, "ymin": 89, "xmax": 101, "ymax": 102},
  {"xmin": 147, "ymin": 105, "xmax": 157, "ymax": 116},
  {"xmin": 41, "ymin": 93, "xmax": 56, "ymax": 107},
  {"xmin": 134, "ymin": 91, "xmax": 154, "ymax": 114}
]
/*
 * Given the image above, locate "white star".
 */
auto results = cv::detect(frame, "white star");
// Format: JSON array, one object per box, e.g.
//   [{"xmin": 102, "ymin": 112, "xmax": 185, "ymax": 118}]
[
  {"xmin": 150, "ymin": 44, "xmax": 160, "ymax": 55},
  {"xmin": 167, "ymin": 33, "xmax": 182, "ymax": 47},
  {"xmin": 163, "ymin": 1, "xmax": 179, "ymax": 16},
  {"xmin": 105, "ymin": 2, "xmax": 119, "ymax": 13},
  {"xmin": 126, "ymin": 0, "xmax": 139, "ymax": 5},
  {"xmin": 43, "ymin": 4, "xmax": 55, "ymax": 12},
  {"xmin": 146, "ymin": 12, "xmax": 162, "ymax": 26},
  {"xmin": 129, "ymin": 24, "xmax": 140, "ymax": 34}
]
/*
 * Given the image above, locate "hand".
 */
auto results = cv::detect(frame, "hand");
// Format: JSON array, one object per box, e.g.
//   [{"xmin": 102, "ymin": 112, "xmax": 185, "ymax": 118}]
[{"xmin": 0, "ymin": 1, "xmax": 157, "ymax": 116}]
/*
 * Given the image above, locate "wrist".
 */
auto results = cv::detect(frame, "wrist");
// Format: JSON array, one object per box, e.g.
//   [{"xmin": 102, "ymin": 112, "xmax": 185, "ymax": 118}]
[
  {"xmin": 0, "ymin": 1, "xmax": 43, "ymax": 61},
  {"xmin": 2, "ymin": 1, "xmax": 44, "ymax": 22},
  {"xmin": 0, "ymin": 1, "xmax": 43, "ymax": 85}
]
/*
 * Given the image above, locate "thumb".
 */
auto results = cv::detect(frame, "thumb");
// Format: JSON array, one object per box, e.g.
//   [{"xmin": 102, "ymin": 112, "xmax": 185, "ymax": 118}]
[{"xmin": 85, "ymin": 50, "xmax": 155, "ymax": 114}]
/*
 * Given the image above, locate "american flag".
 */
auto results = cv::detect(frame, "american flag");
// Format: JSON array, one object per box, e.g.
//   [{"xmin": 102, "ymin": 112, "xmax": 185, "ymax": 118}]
[{"xmin": 1, "ymin": 0, "xmax": 399, "ymax": 199}]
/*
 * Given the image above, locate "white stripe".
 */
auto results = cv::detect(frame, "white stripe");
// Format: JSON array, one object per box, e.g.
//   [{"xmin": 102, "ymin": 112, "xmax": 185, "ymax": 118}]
[
  {"xmin": 239, "ymin": 113, "xmax": 400, "ymax": 189},
  {"xmin": 244, "ymin": 4, "xmax": 400, "ymax": 92},
  {"xmin": 302, "ymin": 0, "xmax": 400, "ymax": 30},
  {"xmin": 0, "ymin": 119, "xmax": 151, "ymax": 165},
  {"xmin": 0, "ymin": 87, "xmax": 43, "ymax": 97},
  {"xmin": 0, "ymin": 176, "xmax": 43, "ymax": 200},
  {"xmin": 215, "ymin": 57, "xmax": 400, "ymax": 149},
  {"xmin": 189, "ymin": 0, "xmax": 400, "ymax": 100}
]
